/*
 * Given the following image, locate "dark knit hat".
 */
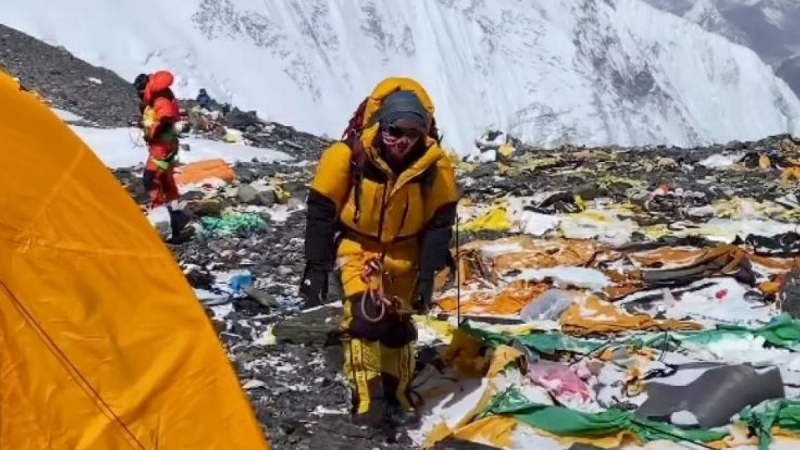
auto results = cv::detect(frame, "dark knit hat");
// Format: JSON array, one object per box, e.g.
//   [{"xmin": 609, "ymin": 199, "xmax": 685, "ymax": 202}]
[{"xmin": 374, "ymin": 90, "xmax": 429, "ymax": 128}]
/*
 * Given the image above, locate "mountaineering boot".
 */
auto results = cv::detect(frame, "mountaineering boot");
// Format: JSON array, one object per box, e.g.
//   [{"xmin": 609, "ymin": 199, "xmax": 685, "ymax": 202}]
[
  {"xmin": 340, "ymin": 339, "xmax": 407, "ymax": 443},
  {"xmin": 386, "ymin": 402, "xmax": 421, "ymax": 428},
  {"xmin": 380, "ymin": 343, "xmax": 421, "ymax": 427},
  {"xmin": 166, "ymin": 207, "xmax": 194, "ymax": 244},
  {"xmin": 343, "ymin": 338, "xmax": 388, "ymax": 428}
]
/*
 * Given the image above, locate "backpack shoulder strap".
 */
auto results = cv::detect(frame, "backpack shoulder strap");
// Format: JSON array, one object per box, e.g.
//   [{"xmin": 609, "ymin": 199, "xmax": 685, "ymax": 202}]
[
  {"xmin": 419, "ymin": 165, "xmax": 436, "ymax": 197},
  {"xmin": 429, "ymin": 116, "xmax": 442, "ymax": 145},
  {"xmin": 340, "ymin": 97, "xmax": 372, "ymax": 224},
  {"xmin": 343, "ymin": 134, "xmax": 366, "ymax": 224}
]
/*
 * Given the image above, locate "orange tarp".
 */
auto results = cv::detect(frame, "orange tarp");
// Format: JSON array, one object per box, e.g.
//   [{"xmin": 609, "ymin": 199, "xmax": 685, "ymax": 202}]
[
  {"xmin": 451, "ymin": 237, "xmax": 620, "ymax": 290},
  {"xmin": 627, "ymin": 247, "xmax": 711, "ymax": 268},
  {"xmin": 175, "ymin": 158, "xmax": 236, "ymax": 186},
  {"xmin": 490, "ymin": 239, "xmax": 612, "ymax": 273},
  {"xmin": 560, "ymin": 296, "xmax": 702, "ymax": 336},
  {"xmin": 628, "ymin": 245, "xmax": 793, "ymax": 273},
  {"xmin": 437, "ymin": 280, "xmax": 550, "ymax": 316},
  {"xmin": 0, "ymin": 71, "xmax": 268, "ymax": 449}
]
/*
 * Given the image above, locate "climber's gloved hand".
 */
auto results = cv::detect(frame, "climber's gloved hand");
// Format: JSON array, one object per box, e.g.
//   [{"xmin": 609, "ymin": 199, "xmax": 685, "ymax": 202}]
[
  {"xmin": 412, "ymin": 278, "xmax": 434, "ymax": 314},
  {"xmin": 299, "ymin": 266, "xmax": 329, "ymax": 308}
]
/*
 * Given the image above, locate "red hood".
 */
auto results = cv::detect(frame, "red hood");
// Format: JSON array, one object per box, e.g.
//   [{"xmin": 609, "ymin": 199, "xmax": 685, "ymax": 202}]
[{"xmin": 144, "ymin": 70, "xmax": 174, "ymax": 104}]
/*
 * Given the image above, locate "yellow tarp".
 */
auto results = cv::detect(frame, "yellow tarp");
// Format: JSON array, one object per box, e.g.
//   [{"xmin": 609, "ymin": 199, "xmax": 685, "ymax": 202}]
[
  {"xmin": 460, "ymin": 205, "xmax": 511, "ymax": 232},
  {"xmin": 0, "ymin": 71, "xmax": 269, "ymax": 449}
]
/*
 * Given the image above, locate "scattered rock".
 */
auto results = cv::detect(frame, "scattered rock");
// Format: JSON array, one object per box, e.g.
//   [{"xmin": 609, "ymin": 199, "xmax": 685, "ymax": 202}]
[
  {"xmin": 237, "ymin": 184, "xmax": 260, "ymax": 204},
  {"xmin": 257, "ymin": 189, "xmax": 278, "ymax": 207},
  {"xmin": 193, "ymin": 198, "xmax": 225, "ymax": 216}
]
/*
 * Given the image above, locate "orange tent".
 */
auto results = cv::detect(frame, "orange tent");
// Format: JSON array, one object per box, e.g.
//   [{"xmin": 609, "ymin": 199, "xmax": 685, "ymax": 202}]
[{"xmin": 0, "ymin": 71, "xmax": 270, "ymax": 449}]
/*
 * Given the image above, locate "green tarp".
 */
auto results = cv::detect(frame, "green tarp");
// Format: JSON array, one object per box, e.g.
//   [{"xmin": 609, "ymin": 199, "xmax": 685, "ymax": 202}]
[
  {"xmin": 740, "ymin": 399, "xmax": 800, "ymax": 450},
  {"xmin": 477, "ymin": 387, "xmax": 728, "ymax": 445},
  {"xmin": 465, "ymin": 314, "xmax": 800, "ymax": 356},
  {"xmin": 198, "ymin": 212, "xmax": 268, "ymax": 238},
  {"xmin": 459, "ymin": 316, "xmax": 800, "ymax": 447},
  {"xmin": 476, "ymin": 388, "xmax": 800, "ymax": 448}
]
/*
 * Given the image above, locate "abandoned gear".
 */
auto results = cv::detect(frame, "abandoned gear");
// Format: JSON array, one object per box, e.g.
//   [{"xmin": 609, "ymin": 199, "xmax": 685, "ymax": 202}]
[
  {"xmin": 300, "ymin": 77, "xmax": 458, "ymax": 431},
  {"xmin": 140, "ymin": 70, "xmax": 181, "ymax": 210}
]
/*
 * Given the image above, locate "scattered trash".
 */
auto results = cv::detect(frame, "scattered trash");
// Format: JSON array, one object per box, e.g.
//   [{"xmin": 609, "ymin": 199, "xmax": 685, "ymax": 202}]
[
  {"xmin": 105, "ymin": 95, "xmax": 800, "ymax": 450},
  {"xmin": 519, "ymin": 289, "xmax": 573, "ymax": 322},
  {"xmin": 229, "ymin": 271, "xmax": 254, "ymax": 294},
  {"xmin": 198, "ymin": 212, "xmax": 268, "ymax": 238}
]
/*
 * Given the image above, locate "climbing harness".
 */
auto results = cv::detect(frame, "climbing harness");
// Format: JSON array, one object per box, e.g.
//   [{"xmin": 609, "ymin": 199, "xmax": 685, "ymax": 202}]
[
  {"xmin": 356, "ymin": 211, "xmax": 463, "ymax": 324},
  {"xmin": 359, "ymin": 257, "xmax": 399, "ymax": 323}
]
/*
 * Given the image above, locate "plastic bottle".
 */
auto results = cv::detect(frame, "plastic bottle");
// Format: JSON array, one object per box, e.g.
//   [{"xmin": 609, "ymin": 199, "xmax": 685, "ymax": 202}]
[
  {"xmin": 519, "ymin": 288, "xmax": 573, "ymax": 322},
  {"xmin": 228, "ymin": 271, "xmax": 254, "ymax": 294}
]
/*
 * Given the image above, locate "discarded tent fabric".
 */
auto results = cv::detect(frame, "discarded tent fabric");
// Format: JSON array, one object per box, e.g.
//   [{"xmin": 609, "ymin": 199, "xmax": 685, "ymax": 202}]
[
  {"xmin": 0, "ymin": 70, "xmax": 269, "ymax": 450},
  {"xmin": 638, "ymin": 246, "xmax": 756, "ymax": 287},
  {"xmin": 460, "ymin": 204, "xmax": 512, "ymax": 233},
  {"xmin": 175, "ymin": 157, "xmax": 236, "ymax": 186},
  {"xmin": 464, "ymin": 314, "xmax": 800, "ymax": 355},
  {"xmin": 436, "ymin": 281, "xmax": 551, "ymax": 316},
  {"xmin": 740, "ymin": 399, "xmax": 800, "ymax": 450},
  {"xmin": 559, "ymin": 296, "xmax": 702, "ymax": 336},
  {"xmin": 475, "ymin": 387, "xmax": 729, "ymax": 445}
]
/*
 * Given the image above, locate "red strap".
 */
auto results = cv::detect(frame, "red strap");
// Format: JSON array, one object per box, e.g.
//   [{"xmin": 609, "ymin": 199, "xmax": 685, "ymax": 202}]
[{"xmin": 342, "ymin": 97, "xmax": 369, "ymax": 141}]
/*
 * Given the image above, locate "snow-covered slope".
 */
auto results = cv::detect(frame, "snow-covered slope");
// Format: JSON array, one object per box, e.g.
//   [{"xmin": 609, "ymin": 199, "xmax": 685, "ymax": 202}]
[
  {"xmin": 683, "ymin": 0, "xmax": 750, "ymax": 45},
  {"xmin": 646, "ymin": 0, "xmax": 800, "ymax": 64},
  {"xmin": 3, "ymin": 0, "xmax": 800, "ymax": 153},
  {"xmin": 644, "ymin": 0, "xmax": 800, "ymax": 99}
]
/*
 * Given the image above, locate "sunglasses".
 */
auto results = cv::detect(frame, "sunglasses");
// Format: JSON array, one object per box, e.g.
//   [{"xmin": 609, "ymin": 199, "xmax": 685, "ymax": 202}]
[{"xmin": 384, "ymin": 124, "xmax": 424, "ymax": 139}]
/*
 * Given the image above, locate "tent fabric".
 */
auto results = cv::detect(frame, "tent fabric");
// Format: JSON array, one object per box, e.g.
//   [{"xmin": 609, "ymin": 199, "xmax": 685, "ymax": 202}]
[
  {"xmin": 445, "ymin": 236, "xmax": 794, "ymax": 311},
  {"xmin": 0, "ymin": 71, "xmax": 269, "ymax": 449},
  {"xmin": 463, "ymin": 314, "xmax": 800, "ymax": 356},
  {"xmin": 560, "ymin": 296, "xmax": 702, "ymax": 336},
  {"xmin": 740, "ymin": 399, "xmax": 800, "ymax": 450},
  {"xmin": 174, "ymin": 158, "xmax": 236, "ymax": 186},
  {"xmin": 460, "ymin": 204, "xmax": 511, "ymax": 233},
  {"xmin": 477, "ymin": 388, "xmax": 729, "ymax": 445},
  {"xmin": 437, "ymin": 280, "xmax": 550, "ymax": 316}
]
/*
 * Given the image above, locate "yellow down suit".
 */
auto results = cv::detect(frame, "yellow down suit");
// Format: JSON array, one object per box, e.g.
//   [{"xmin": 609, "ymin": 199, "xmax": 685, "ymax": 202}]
[{"xmin": 303, "ymin": 77, "xmax": 458, "ymax": 424}]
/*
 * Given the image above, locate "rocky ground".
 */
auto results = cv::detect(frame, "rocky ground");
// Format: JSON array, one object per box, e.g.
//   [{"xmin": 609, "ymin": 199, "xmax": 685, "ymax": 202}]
[
  {"xmin": 6, "ymin": 22, "xmax": 800, "ymax": 450},
  {"xmin": 0, "ymin": 24, "xmax": 140, "ymax": 127}
]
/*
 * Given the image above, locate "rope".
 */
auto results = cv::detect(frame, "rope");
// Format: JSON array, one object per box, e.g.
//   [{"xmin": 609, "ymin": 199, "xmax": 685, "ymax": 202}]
[
  {"xmin": 359, "ymin": 257, "xmax": 397, "ymax": 323},
  {"xmin": 456, "ymin": 211, "xmax": 462, "ymax": 326},
  {"xmin": 128, "ymin": 127, "xmax": 146, "ymax": 149},
  {"xmin": 357, "ymin": 212, "xmax": 463, "ymax": 323}
]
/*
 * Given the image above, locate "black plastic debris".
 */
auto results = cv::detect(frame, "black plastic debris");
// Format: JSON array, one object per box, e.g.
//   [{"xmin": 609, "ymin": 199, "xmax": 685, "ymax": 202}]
[{"xmin": 635, "ymin": 364, "xmax": 785, "ymax": 429}]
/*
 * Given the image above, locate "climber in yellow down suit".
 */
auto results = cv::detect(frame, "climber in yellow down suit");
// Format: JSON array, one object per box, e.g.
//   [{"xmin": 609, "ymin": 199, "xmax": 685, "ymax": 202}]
[{"xmin": 299, "ymin": 77, "xmax": 458, "ymax": 434}]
